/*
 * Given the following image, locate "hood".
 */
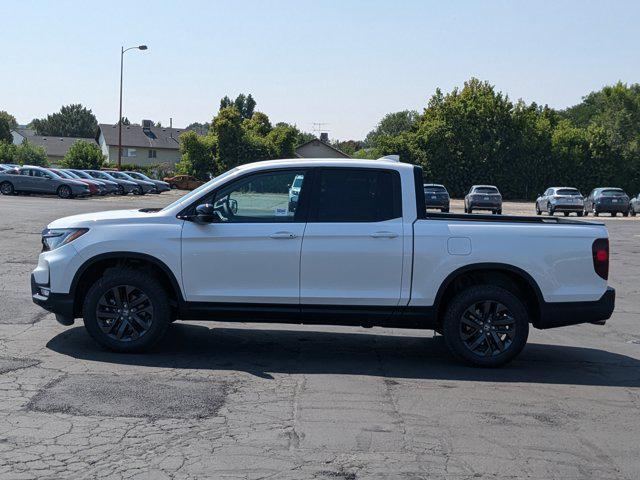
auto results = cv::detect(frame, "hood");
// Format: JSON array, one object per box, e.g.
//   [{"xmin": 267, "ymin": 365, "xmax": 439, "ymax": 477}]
[{"xmin": 48, "ymin": 209, "xmax": 159, "ymax": 229}]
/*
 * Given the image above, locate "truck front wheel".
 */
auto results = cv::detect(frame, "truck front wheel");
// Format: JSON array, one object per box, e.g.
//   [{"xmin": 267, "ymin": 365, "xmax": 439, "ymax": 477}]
[
  {"xmin": 442, "ymin": 285, "xmax": 529, "ymax": 367},
  {"xmin": 82, "ymin": 268, "xmax": 171, "ymax": 353}
]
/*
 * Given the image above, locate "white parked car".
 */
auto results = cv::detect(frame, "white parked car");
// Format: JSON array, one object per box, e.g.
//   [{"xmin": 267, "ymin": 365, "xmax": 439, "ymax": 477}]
[{"xmin": 31, "ymin": 157, "xmax": 614, "ymax": 367}]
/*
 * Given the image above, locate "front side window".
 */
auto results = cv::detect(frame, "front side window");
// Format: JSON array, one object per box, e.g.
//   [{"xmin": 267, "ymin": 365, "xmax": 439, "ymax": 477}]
[
  {"xmin": 311, "ymin": 168, "xmax": 402, "ymax": 223},
  {"xmin": 202, "ymin": 169, "xmax": 308, "ymax": 223}
]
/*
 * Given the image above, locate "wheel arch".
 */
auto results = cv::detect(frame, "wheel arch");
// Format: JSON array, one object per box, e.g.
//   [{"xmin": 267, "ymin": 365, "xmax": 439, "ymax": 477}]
[
  {"xmin": 70, "ymin": 252, "xmax": 183, "ymax": 317},
  {"xmin": 433, "ymin": 263, "xmax": 543, "ymax": 327}
]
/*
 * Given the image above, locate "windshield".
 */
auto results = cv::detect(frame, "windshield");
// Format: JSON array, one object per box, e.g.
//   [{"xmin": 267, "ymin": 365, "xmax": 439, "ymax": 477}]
[
  {"xmin": 424, "ymin": 185, "xmax": 447, "ymax": 193},
  {"xmin": 556, "ymin": 189, "xmax": 581, "ymax": 196},
  {"xmin": 161, "ymin": 167, "xmax": 241, "ymax": 212},
  {"xmin": 601, "ymin": 189, "xmax": 626, "ymax": 197},
  {"xmin": 127, "ymin": 172, "xmax": 146, "ymax": 180},
  {"xmin": 64, "ymin": 170, "xmax": 81, "ymax": 179},
  {"xmin": 109, "ymin": 171, "xmax": 135, "ymax": 181},
  {"xmin": 93, "ymin": 171, "xmax": 116, "ymax": 180},
  {"xmin": 45, "ymin": 170, "xmax": 63, "ymax": 179},
  {"xmin": 474, "ymin": 187, "xmax": 499, "ymax": 194},
  {"xmin": 71, "ymin": 170, "xmax": 92, "ymax": 179}
]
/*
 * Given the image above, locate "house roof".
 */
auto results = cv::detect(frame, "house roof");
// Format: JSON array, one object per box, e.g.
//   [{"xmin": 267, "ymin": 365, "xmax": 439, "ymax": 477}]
[
  {"xmin": 25, "ymin": 136, "xmax": 96, "ymax": 157},
  {"xmin": 98, "ymin": 123, "xmax": 184, "ymax": 150},
  {"xmin": 294, "ymin": 138, "xmax": 351, "ymax": 158}
]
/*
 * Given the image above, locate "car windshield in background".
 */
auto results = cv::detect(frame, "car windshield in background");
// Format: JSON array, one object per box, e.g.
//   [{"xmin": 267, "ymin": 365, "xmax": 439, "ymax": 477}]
[
  {"xmin": 425, "ymin": 186, "xmax": 447, "ymax": 193},
  {"xmin": 475, "ymin": 187, "xmax": 499, "ymax": 194},
  {"xmin": 557, "ymin": 189, "xmax": 581, "ymax": 196},
  {"xmin": 110, "ymin": 172, "xmax": 134, "ymax": 181},
  {"xmin": 601, "ymin": 189, "xmax": 626, "ymax": 197}
]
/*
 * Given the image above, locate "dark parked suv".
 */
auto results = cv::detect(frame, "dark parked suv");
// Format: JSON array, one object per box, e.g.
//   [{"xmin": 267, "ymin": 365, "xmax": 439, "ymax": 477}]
[
  {"xmin": 464, "ymin": 185, "xmax": 502, "ymax": 214},
  {"xmin": 423, "ymin": 184, "xmax": 450, "ymax": 212},
  {"xmin": 584, "ymin": 188, "xmax": 630, "ymax": 217}
]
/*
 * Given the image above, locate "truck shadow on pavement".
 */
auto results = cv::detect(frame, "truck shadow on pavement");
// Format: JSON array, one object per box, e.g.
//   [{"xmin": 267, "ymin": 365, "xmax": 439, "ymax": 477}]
[{"xmin": 47, "ymin": 323, "xmax": 640, "ymax": 387}]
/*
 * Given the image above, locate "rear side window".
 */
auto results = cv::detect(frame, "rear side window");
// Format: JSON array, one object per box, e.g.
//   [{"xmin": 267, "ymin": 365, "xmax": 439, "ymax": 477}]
[
  {"xmin": 556, "ymin": 189, "xmax": 581, "ymax": 196},
  {"xmin": 311, "ymin": 168, "xmax": 402, "ymax": 222},
  {"xmin": 474, "ymin": 187, "xmax": 499, "ymax": 194},
  {"xmin": 424, "ymin": 185, "xmax": 447, "ymax": 194},
  {"xmin": 600, "ymin": 189, "xmax": 625, "ymax": 197}
]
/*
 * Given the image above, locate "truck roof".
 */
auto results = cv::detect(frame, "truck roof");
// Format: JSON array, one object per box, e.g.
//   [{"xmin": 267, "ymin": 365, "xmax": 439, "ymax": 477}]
[{"xmin": 234, "ymin": 157, "xmax": 413, "ymax": 172}]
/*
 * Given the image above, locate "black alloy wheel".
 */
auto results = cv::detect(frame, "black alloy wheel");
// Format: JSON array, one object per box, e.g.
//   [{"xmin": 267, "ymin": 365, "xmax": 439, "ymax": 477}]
[
  {"xmin": 57, "ymin": 185, "xmax": 72, "ymax": 199},
  {"xmin": 95, "ymin": 285, "xmax": 153, "ymax": 342},
  {"xmin": 0, "ymin": 182, "xmax": 14, "ymax": 195}
]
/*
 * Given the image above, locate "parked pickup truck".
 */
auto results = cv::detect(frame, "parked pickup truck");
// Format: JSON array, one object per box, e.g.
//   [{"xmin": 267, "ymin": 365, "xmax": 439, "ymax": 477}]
[{"xmin": 31, "ymin": 157, "xmax": 615, "ymax": 366}]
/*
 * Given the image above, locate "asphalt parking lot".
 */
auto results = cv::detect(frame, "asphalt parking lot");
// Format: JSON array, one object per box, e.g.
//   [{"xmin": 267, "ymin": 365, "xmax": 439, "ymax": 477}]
[{"xmin": 0, "ymin": 192, "xmax": 639, "ymax": 480}]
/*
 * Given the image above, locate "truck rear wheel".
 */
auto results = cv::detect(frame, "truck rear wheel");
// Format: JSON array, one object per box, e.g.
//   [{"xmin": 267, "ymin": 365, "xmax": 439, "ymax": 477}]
[
  {"xmin": 82, "ymin": 268, "xmax": 170, "ymax": 353},
  {"xmin": 442, "ymin": 285, "xmax": 529, "ymax": 367}
]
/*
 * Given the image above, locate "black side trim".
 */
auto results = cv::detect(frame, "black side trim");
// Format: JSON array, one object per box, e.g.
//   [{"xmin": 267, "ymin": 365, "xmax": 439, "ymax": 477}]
[
  {"xmin": 413, "ymin": 166, "xmax": 426, "ymax": 219},
  {"xmin": 423, "ymin": 212, "xmax": 603, "ymax": 225},
  {"xmin": 537, "ymin": 287, "xmax": 615, "ymax": 329},
  {"xmin": 179, "ymin": 302, "xmax": 437, "ymax": 329}
]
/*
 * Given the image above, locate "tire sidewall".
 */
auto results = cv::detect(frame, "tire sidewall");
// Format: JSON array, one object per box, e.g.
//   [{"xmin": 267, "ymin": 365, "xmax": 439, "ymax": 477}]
[
  {"xmin": 443, "ymin": 285, "xmax": 529, "ymax": 367},
  {"xmin": 0, "ymin": 182, "xmax": 14, "ymax": 195},
  {"xmin": 58, "ymin": 185, "xmax": 71, "ymax": 199},
  {"xmin": 83, "ymin": 269, "xmax": 170, "ymax": 352}
]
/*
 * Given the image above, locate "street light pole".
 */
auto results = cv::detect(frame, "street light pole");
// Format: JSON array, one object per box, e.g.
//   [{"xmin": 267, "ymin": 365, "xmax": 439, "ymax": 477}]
[{"xmin": 117, "ymin": 45, "xmax": 148, "ymax": 170}]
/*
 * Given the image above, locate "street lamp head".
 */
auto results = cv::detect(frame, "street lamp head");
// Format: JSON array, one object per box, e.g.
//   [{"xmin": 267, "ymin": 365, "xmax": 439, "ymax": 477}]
[{"xmin": 138, "ymin": 45, "xmax": 148, "ymax": 50}]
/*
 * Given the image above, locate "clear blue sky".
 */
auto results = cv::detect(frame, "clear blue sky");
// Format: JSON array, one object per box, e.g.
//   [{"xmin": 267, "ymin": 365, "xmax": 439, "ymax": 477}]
[{"xmin": 3, "ymin": 0, "xmax": 639, "ymax": 139}]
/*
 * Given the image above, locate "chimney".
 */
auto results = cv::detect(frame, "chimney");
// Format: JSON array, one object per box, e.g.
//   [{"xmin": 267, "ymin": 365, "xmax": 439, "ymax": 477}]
[
  {"xmin": 169, "ymin": 117, "xmax": 173, "ymax": 128},
  {"xmin": 320, "ymin": 132, "xmax": 329, "ymax": 143}
]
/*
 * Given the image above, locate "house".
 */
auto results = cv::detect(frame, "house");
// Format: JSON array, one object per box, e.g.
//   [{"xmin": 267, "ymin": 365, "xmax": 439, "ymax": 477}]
[
  {"xmin": 295, "ymin": 133, "xmax": 350, "ymax": 159},
  {"xmin": 97, "ymin": 120, "xmax": 185, "ymax": 166},
  {"xmin": 11, "ymin": 128, "xmax": 96, "ymax": 165}
]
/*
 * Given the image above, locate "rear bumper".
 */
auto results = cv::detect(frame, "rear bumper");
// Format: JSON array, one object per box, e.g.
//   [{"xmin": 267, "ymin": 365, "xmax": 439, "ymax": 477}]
[
  {"xmin": 31, "ymin": 274, "xmax": 75, "ymax": 325},
  {"xmin": 535, "ymin": 287, "xmax": 615, "ymax": 329},
  {"xmin": 552, "ymin": 204, "xmax": 583, "ymax": 211},
  {"xmin": 595, "ymin": 204, "xmax": 628, "ymax": 213},
  {"xmin": 469, "ymin": 203, "xmax": 501, "ymax": 210}
]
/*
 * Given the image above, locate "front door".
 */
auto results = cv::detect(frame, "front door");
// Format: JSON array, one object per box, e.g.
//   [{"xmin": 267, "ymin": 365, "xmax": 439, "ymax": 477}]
[
  {"xmin": 181, "ymin": 168, "xmax": 310, "ymax": 304},
  {"xmin": 300, "ymin": 167, "xmax": 405, "ymax": 307}
]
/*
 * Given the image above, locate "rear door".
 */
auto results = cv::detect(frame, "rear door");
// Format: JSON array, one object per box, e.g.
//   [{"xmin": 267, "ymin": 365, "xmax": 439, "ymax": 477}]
[{"xmin": 300, "ymin": 167, "xmax": 404, "ymax": 307}]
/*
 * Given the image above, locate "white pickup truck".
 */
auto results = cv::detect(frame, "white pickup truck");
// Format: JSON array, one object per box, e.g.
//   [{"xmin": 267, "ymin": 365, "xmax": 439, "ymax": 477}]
[{"xmin": 31, "ymin": 158, "xmax": 615, "ymax": 366}]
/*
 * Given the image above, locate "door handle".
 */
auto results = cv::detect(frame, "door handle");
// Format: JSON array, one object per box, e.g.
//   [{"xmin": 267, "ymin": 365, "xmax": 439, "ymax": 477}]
[
  {"xmin": 269, "ymin": 232, "xmax": 297, "ymax": 239},
  {"xmin": 370, "ymin": 231, "xmax": 399, "ymax": 238}
]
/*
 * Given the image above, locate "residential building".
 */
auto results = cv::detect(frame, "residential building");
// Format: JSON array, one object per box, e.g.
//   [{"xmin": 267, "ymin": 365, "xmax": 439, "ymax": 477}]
[
  {"xmin": 295, "ymin": 133, "xmax": 350, "ymax": 159},
  {"xmin": 11, "ymin": 128, "xmax": 96, "ymax": 165},
  {"xmin": 97, "ymin": 120, "xmax": 184, "ymax": 166}
]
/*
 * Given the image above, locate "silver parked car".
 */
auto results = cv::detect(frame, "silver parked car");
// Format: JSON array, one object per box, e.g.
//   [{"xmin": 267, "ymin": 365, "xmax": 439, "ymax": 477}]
[
  {"xmin": 0, "ymin": 166, "xmax": 90, "ymax": 199},
  {"xmin": 535, "ymin": 187, "xmax": 584, "ymax": 216},
  {"xmin": 123, "ymin": 171, "xmax": 171, "ymax": 193},
  {"xmin": 106, "ymin": 171, "xmax": 155, "ymax": 194},
  {"xmin": 464, "ymin": 185, "xmax": 502, "ymax": 214},
  {"xmin": 629, "ymin": 193, "xmax": 640, "ymax": 217},
  {"xmin": 86, "ymin": 170, "xmax": 138, "ymax": 195}
]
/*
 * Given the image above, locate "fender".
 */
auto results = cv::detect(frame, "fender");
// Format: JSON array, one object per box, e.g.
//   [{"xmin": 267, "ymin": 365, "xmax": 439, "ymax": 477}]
[
  {"xmin": 431, "ymin": 262, "xmax": 544, "ymax": 317},
  {"xmin": 70, "ymin": 251, "xmax": 185, "ymax": 303}
]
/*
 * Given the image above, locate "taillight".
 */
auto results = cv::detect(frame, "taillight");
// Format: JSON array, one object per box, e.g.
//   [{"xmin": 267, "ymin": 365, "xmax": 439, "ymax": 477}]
[{"xmin": 592, "ymin": 238, "xmax": 609, "ymax": 280}]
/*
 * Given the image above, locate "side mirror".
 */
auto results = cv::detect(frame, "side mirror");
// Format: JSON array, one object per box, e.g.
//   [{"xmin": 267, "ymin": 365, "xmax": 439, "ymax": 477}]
[{"xmin": 195, "ymin": 203, "xmax": 216, "ymax": 223}]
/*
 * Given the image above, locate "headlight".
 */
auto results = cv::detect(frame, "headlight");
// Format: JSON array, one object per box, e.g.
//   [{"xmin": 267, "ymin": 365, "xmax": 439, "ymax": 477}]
[{"xmin": 41, "ymin": 228, "xmax": 89, "ymax": 252}]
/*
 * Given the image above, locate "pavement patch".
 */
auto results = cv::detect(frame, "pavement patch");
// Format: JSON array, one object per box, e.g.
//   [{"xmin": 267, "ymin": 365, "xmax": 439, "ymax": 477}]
[
  {"xmin": 0, "ymin": 356, "xmax": 40, "ymax": 375},
  {"xmin": 28, "ymin": 374, "xmax": 227, "ymax": 419}
]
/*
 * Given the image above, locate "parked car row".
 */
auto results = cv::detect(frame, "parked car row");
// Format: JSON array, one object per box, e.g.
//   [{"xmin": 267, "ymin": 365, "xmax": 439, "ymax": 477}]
[
  {"xmin": 424, "ymin": 183, "xmax": 639, "ymax": 217},
  {"xmin": 0, "ymin": 166, "xmax": 171, "ymax": 199}
]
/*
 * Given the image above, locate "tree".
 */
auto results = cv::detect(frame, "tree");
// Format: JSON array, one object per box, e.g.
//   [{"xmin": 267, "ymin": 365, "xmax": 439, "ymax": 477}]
[
  {"xmin": 364, "ymin": 110, "xmax": 419, "ymax": 147},
  {"xmin": 59, "ymin": 140, "xmax": 105, "ymax": 169},
  {"xmin": 0, "ymin": 142, "xmax": 18, "ymax": 163},
  {"xmin": 0, "ymin": 111, "xmax": 18, "ymax": 131},
  {"xmin": 212, "ymin": 106, "xmax": 246, "ymax": 169},
  {"xmin": 0, "ymin": 115, "xmax": 11, "ymax": 143},
  {"xmin": 120, "ymin": 117, "xmax": 131, "ymax": 126},
  {"xmin": 176, "ymin": 131, "xmax": 218, "ymax": 179},
  {"xmin": 16, "ymin": 140, "xmax": 48, "ymax": 166},
  {"xmin": 244, "ymin": 94, "xmax": 256, "ymax": 119},
  {"xmin": 31, "ymin": 104, "xmax": 98, "ymax": 138},
  {"xmin": 266, "ymin": 124, "xmax": 298, "ymax": 158},
  {"xmin": 244, "ymin": 111, "xmax": 272, "ymax": 136},
  {"xmin": 220, "ymin": 95, "xmax": 232, "ymax": 110}
]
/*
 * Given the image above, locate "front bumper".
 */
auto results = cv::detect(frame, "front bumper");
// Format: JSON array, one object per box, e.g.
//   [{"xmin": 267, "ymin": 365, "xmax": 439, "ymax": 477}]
[
  {"xmin": 535, "ymin": 287, "xmax": 615, "ymax": 329},
  {"xmin": 31, "ymin": 274, "xmax": 75, "ymax": 325}
]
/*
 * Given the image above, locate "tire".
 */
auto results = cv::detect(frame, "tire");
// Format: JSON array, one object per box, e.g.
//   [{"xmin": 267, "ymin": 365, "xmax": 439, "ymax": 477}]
[
  {"xmin": 0, "ymin": 181, "xmax": 15, "ymax": 195},
  {"xmin": 535, "ymin": 203, "xmax": 541, "ymax": 215},
  {"xmin": 611, "ymin": 212, "xmax": 617, "ymax": 217},
  {"xmin": 547, "ymin": 203, "xmax": 554, "ymax": 216},
  {"xmin": 593, "ymin": 206, "xmax": 599, "ymax": 217},
  {"xmin": 577, "ymin": 211, "xmax": 583, "ymax": 217},
  {"xmin": 631, "ymin": 209, "xmax": 636, "ymax": 217},
  {"xmin": 442, "ymin": 285, "xmax": 529, "ymax": 367},
  {"xmin": 496, "ymin": 209, "xmax": 502, "ymax": 215},
  {"xmin": 492, "ymin": 210, "xmax": 497, "ymax": 215},
  {"xmin": 133, "ymin": 186, "xmax": 142, "ymax": 195},
  {"xmin": 468, "ymin": 208, "xmax": 473, "ymax": 214},
  {"xmin": 622, "ymin": 211, "xmax": 628, "ymax": 217},
  {"xmin": 563, "ymin": 212, "xmax": 569, "ymax": 217},
  {"xmin": 83, "ymin": 268, "xmax": 171, "ymax": 353},
  {"xmin": 441, "ymin": 208, "xmax": 449, "ymax": 213},
  {"xmin": 57, "ymin": 185, "xmax": 72, "ymax": 199},
  {"xmin": 117, "ymin": 185, "xmax": 125, "ymax": 195}
]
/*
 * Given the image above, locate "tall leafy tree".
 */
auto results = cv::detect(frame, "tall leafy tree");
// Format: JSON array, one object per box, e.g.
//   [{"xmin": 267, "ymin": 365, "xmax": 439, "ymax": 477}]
[
  {"xmin": 0, "ymin": 115, "xmax": 12, "ymax": 143},
  {"xmin": 176, "ymin": 131, "xmax": 218, "ymax": 179},
  {"xmin": 31, "ymin": 104, "xmax": 98, "ymax": 138},
  {"xmin": 59, "ymin": 140, "xmax": 105, "ymax": 169},
  {"xmin": 0, "ymin": 111, "xmax": 18, "ymax": 131}
]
